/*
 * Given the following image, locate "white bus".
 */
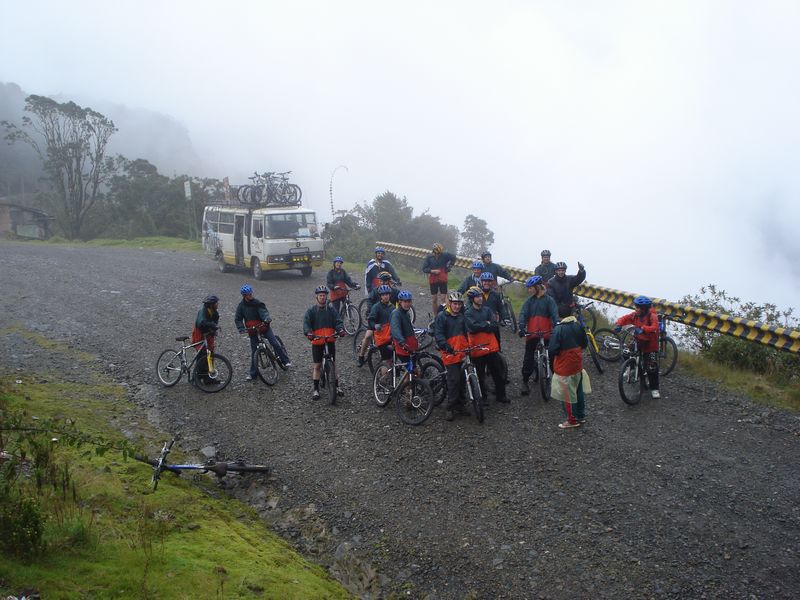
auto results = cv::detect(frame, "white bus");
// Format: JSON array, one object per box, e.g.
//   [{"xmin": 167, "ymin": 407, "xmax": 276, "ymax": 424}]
[{"xmin": 202, "ymin": 204, "xmax": 324, "ymax": 279}]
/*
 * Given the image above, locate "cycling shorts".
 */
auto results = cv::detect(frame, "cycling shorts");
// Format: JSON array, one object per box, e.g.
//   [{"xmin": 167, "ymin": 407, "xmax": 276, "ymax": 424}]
[
  {"xmin": 429, "ymin": 281, "xmax": 448, "ymax": 294},
  {"xmin": 311, "ymin": 341, "xmax": 336, "ymax": 363}
]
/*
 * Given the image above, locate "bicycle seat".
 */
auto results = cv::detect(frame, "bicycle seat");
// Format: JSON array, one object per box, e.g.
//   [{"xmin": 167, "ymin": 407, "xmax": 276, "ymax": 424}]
[{"xmin": 176, "ymin": 336, "xmax": 189, "ymax": 342}]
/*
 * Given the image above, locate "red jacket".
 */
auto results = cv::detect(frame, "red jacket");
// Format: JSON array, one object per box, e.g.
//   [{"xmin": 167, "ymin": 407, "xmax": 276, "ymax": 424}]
[{"xmin": 616, "ymin": 308, "xmax": 659, "ymax": 352}]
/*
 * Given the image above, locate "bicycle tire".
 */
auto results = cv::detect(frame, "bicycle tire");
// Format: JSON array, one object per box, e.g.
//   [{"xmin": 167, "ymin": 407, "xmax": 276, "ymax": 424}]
[
  {"xmin": 409, "ymin": 305, "xmax": 417, "ymax": 324},
  {"xmin": 594, "ymin": 328, "xmax": 623, "ymax": 362},
  {"xmin": 365, "ymin": 346, "xmax": 379, "ymax": 375},
  {"xmin": 660, "ymin": 336, "xmax": 678, "ymax": 376},
  {"xmin": 538, "ymin": 353, "xmax": 551, "ymax": 401},
  {"xmin": 586, "ymin": 335, "xmax": 604, "ymax": 374},
  {"xmin": 358, "ymin": 298, "xmax": 372, "ymax": 325},
  {"xmin": 353, "ymin": 326, "xmax": 368, "ymax": 358},
  {"xmin": 323, "ymin": 359, "xmax": 337, "ymax": 404},
  {"xmin": 255, "ymin": 347, "xmax": 278, "ymax": 386},
  {"xmin": 155, "ymin": 349, "xmax": 183, "ymax": 387},
  {"xmin": 274, "ymin": 335, "xmax": 289, "ymax": 371},
  {"xmin": 580, "ymin": 304, "xmax": 598, "ymax": 333},
  {"xmin": 505, "ymin": 300, "xmax": 518, "ymax": 333},
  {"xmin": 395, "ymin": 378, "xmax": 435, "ymax": 426},
  {"xmin": 223, "ymin": 462, "xmax": 270, "ymax": 474},
  {"xmin": 372, "ymin": 366, "xmax": 393, "ymax": 407},
  {"xmin": 420, "ymin": 358, "xmax": 447, "ymax": 406},
  {"xmin": 618, "ymin": 357, "xmax": 643, "ymax": 405},
  {"xmin": 343, "ymin": 303, "xmax": 361, "ymax": 336},
  {"xmin": 498, "ymin": 351, "xmax": 509, "ymax": 383},
  {"xmin": 467, "ymin": 371, "xmax": 484, "ymax": 423},
  {"xmin": 193, "ymin": 353, "xmax": 233, "ymax": 393},
  {"xmin": 291, "ymin": 184, "xmax": 302, "ymax": 203}
]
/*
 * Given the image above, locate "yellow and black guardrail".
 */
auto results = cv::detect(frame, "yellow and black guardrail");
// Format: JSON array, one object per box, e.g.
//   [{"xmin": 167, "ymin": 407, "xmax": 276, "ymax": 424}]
[{"xmin": 378, "ymin": 241, "xmax": 800, "ymax": 354}]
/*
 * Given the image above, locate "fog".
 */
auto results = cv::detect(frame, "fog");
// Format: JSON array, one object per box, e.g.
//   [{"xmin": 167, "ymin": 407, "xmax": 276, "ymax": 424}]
[{"xmin": 2, "ymin": 0, "xmax": 799, "ymax": 314}]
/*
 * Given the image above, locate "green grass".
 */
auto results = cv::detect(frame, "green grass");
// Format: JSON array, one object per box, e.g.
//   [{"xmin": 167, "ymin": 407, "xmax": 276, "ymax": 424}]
[
  {"xmin": 1, "ymin": 235, "xmax": 202, "ymax": 252},
  {"xmin": 0, "ymin": 329, "xmax": 351, "ymax": 600}
]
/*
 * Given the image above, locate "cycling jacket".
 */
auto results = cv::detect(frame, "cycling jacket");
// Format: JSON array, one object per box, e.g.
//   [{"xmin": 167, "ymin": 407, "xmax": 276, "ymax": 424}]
[
  {"xmin": 481, "ymin": 289, "xmax": 509, "ymax": 321},
  {"xmin": 422, "ymin": 252, "xmax": 456, "ymax": 285},
  {"xmin": 546, "ymin": 266, "xmax": 586, "ymax": 307},
  {"xmin": 616, "ymin": 308, "xmax": 659, "ymax": 352},
  {"xmin": 548, "ymin": 316, "xmax": 587, "ymax": 376},
  {"xmin": 326, "ymin": 268, "xmax": 358, "ymax": 301},
  {"xmin": 390, "ymin": 306, "xmax": 418, "ymax": 357},
  {"xmin": 235, "ymin": 297, "xmax": 272, "ymax": 336},
  {"xmin": 457, "ymin": 274, "xmax": 482, "ymax": 294},
  {"xmin": 464, "ymin": 304, "xmax": 500, "ymax": 357},
  {"xmin": 483, "ymin": 262, "xmax": 513, "ymax": 282},
  {"xmin": 434, "ymin": 307, "xmax": 469, "ymax": 365},
  {"xmin": 368, "ymin": 300, "xmax": 394, "ymax": 346},
  {"xmin": 364, "ymin": 259, "xmax": 400, "ymax": 292},
  {"xmin": 303, "ymin": 303, "xmax": 343, "ymax": 346},
  {"xmin": 518, "ymin": 294, "xmax": 558, "ymax": 340}
]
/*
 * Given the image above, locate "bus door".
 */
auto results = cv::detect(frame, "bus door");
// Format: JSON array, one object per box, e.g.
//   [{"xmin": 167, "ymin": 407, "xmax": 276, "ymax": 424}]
[{"xmin": 234, "ymin": 214, "xmax": 245, "ymax": 265}]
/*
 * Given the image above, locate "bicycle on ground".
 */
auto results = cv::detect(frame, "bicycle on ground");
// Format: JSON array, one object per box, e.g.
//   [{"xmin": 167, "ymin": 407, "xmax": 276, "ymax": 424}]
[
  {"xmin": 155, "ymin": 332, "xmax": 232, "ymax": 393},
  {"xmin": 246, "ymin": 325, "xmax": 289, "ymax": 385},
  {"xmin": 134, "ymin": 439, "xmax": 269, "ymax": 491},
  {"xmin": 372, "ymin": 348, "xmax": 435, "ymax": 426}
]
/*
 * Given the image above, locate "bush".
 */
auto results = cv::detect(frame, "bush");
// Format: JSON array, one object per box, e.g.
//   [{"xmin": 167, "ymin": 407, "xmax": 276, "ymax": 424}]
[{"xmin": 0, "ymin": 494, "xmax": 44, "ymax": 558}]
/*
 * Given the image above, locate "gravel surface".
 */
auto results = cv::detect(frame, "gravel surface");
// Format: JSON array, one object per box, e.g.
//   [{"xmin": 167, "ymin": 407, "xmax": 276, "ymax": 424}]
[{"xmin": 2, "ymin": 242, "xmax": 799, "ymax": 599}]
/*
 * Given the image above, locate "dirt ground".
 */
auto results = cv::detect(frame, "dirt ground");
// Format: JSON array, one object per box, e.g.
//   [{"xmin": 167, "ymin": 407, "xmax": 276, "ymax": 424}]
[{"xmin": 2, "ymin": 242, "xmax": 798, "ymax": 599}]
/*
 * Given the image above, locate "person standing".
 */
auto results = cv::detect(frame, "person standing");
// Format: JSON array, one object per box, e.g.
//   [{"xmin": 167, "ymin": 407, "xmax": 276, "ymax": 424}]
[
  {"xmin": 364, "ymin": 247, "xmax": 401, "ymax": 293},
  {"xmin": 549, "ymin": 304, "xmax": 590, "ymax": 428},
  {"xmin": 517, "ymin": 275, "xmax": 558, "ymax": 396},
  {"xmin": 358, "ymin": 284, "xmax": 395, "ymax": 367},
  {"xmin": 326, "ymin": 257, "xmax": 360, "ymax": 314},
  {"xmin": 547, "ymin": 261, "xmax": 586, "ymax": 313},
  {"xmin": 390, "ymin": 290, "xmax": 419, "ymax": 357},
  {"xmin": 434, "ymin": 291, "xmax": 470, "ymax": 421},
  {"xmin": 303, "ymin": 285, "xmax": 346, "ymax": 400},
  {"xmin": 480, "ymin": 251, "xmax": 514, "ymax": 283},
  {"xmin": 192, "ymin": 294, "xmax": 220, "ymax": 383},
  {"xmin": 235, "ymin": 283, "xmax": 292, "ymax": 381},
  {"xmin": 457, "ymin": 260, "xmax": 485, "ymax": 294},
  {"xmin": 534, "ymin": 250, "xmax": 556, "ymax": 284},
  {"xmin": 464, "ymin": 286, "xmax": 508, "ymax": 404},
  {"xmin": 422, "ymin": 243, "xmax": 456, "ymax": 315}
]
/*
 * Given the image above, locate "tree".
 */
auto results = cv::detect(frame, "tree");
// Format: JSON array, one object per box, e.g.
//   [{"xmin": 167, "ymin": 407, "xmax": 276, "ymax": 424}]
[
  {"xmin": 459, "ymin": 214, "xmax": 494, "ymax": 258},
  {"xmin": 2, "ymin": 95, "xmax": 117, "ymax": 239}
]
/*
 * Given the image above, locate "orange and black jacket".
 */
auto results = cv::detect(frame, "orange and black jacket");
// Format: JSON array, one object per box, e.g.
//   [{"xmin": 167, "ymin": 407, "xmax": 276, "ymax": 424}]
[
  {"xmin": 303, "ymin": 303, "xmax": 343, "ymax": 345},
  {"xmin": 434, "ymin": 307, "xmax": 468, "ymax": 365},
  {"xmin": 616, "ymin": 308, "xmax": 659, "ymax": 352},
  {"xmin": 464, "ymin": 304, "xmax": 499, "ymax": 356},
  {"xmin": 421, "ymin": 252, "xmax": 456, "ymax": 284},
  {"xmin": 368, "ymin": 300, "xmax": 394, "ymax": 346},
  {"xmin": 548, "ymin": 316, "xmax": 587, "ymax": 376},
  {"xmin": 390, "ymin": 306, "xmax": 418, "ymax": 356},
  {"xmin": 518, "ymin": 294, "xmax": 558, "ymax": 340}
]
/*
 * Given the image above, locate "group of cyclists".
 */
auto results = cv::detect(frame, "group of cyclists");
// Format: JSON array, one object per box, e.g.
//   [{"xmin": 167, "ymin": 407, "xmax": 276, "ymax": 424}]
[{"xmin": 193, "ymin": 244, "xmax": 662, "ymax": 428}]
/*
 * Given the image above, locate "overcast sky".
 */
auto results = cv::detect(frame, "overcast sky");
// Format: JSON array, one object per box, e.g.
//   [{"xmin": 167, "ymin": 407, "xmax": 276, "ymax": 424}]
[{"xmin": 2, "ymin": 1, "xmax": 799, "ymax": 316}]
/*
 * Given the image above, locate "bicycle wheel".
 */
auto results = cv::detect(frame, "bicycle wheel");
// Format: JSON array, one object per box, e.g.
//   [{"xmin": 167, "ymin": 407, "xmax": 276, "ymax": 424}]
[
  {"xmin": 395, "ymin": 379, "xmax": 435, "ymax": 426},
  {"xmin": 353, "ymin": 326, "xmax": 368, "ymax": 358},
  {"xmin": 498, "ymin": 351, "xmax": 509, "ymax": 383},
  {"xmin": 274, "ymin": 335, "xmax": 289, "ymax": 370},
  {"xmin": 420, "ymin": 358, "xmax": 447, "ymax": 406},
  {"xmin": 505, "ymin": 300, "xmax": 518, "ymax": 333},
  {"xmin": 323, "ymin": 359, "xmax": 337, "ymax": 405},
  {"xmin": 580, "ymin": 304, "xmax": 597, "ymax": 333},
  {"xmin": 467, "ymin": 371, "xmax": 484, "ymax": 423},
  {"xmin": 586, "ymin": 335, "xmax": 604, "ymax": 374},
  {"xmin": 594, "ymin": 328, "xmax": 623, "ymax": 362},
  {"xmin": 343, "ymin": 303, "xmax": 361, "ymax": 336},
  {"xmin": 358, "ymin": 298, "xmax": 371, "ymax": 325},
  {"xmin": 618, "ymin": 357, "xmax": 643, "ymax": 405},
  {"xmin": 409, "ymin": 305, "xmax": 417, "ymax": 324},
  {"xmin": 538, "ymin": 353, "xmax": 551, "ymax": 401},
  {"xmin": 224, "ymin": 462, "xmax": 271, "ymax": 474},
  {"xmin": 155, "ymin": 349, "xmax": 183, "ymax": 387},
  {"xmin": 365, "ymin": 346, "xmax": 379, "ymax": 375},
  {"xmin": 255, "ymin": 347, "xmax": 278, "ymax": 386},
  {"xmin": 372, "ymin": 367, "xmax": 393, "ymax": 407},
  {"xmin": 660, "ymin": 336, "xmax": 678, "ymax": 376},
  {"xmin": 193, "ymin": 353, "xmax": 232, "ymax": 393}
]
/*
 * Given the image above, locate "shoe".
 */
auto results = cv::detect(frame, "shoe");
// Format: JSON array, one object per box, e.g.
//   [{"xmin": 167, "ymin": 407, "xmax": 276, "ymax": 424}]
[
  {"xmin": 337, "ymin": 388, "xmax": 345, "ymax": 398},
  {"xmin": 283, "ymin": 361, "xmax": 293, "ymax": 368},
  {"xmin": 578, "ymin": 417, "xmax": 587, "ymax": 424},
  {"xmin": 651, "ymin": 389, "xmax": 661, "ymax": 399},
  {"xmin": 520, "ymin": 379, "xmax": 530, "ymax": 396},
  {"xmin": 496, "ymin": 396, "xmax": 510, "ymax": 404},
  {"xmin": 558, "ymin": 420, "xmax": 581, "ymax": 429},
  {"xmin": 312, "ymin": 390, "xmax": 320, "ymax": 400},
  {"xmin": 357, "ymin": 356, "xmax": 366, "ymax": 367},
  {"xmin": 445, "ymin": 410, "xmax": 455, "ymax": 421},
  {"xmin": 245, "ymin": 375, "xmax": 254, "ymax": 381}
]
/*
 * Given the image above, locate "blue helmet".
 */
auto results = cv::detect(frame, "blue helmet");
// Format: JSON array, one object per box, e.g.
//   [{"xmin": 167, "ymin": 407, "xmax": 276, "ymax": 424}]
[
  {"xmin": 397, "ymin": 290, "xmax": 412, "ymax": 300},
  {"xmin": 525, "ymin": 275, "xmax": 543, "ymax": 288},
  {"xmin": 374, "ymin": 246, "xmax": 386, "ymax": 254},
  {"xmin": 203, "ymin": 294, "xmax": 219, "ymax": 305},
  {"xmin": 314, "ymin": 285, "xmax": 329, "ymax": 295},
  {"xmin": 471, "ymin": 260, "xmax": 484, "ymax": 270},
  {"xmin": 240, "ymin": 283, "xmax": 253, "ymax": 296},
  {"xmin": 634, "ymin": 295, "xmax": 652, "ymax": 307},
  {"xmin": 480, "ymin": 272, "xmax": 495, "ymax": 281},
  {"xmin": 377, "ymin": 284, "xmax": 392, "ymax": 295},
  {"xmin": 333, "ymin": 256, "xmax": 344, "ymax": 264}
]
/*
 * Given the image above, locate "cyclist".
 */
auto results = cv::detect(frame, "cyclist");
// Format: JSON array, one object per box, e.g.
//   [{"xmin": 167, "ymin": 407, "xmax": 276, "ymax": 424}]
[
  {"xmin": 357, "ymin": 284, "xmax": 395, "ymax": 367},
  {"xmin": 534, "ymin": 250, "xmax": 556, "ymax": 284},
  {"xmin": 549, "ymin": 304, "xmax": 590, "ymax": 428},
  {"xmin": 390, "ymin": 290, "xmax": 419, "ymax": 358},
  {"xmin": 614, "ymin": 295, "xmax": 661, "ymax": 399},
  {"xmin": 464, "ymin": 286, "xmax": 508, "ymax": 404},
  {"xmin": 546, "ymin": 261, "xmax": 586, "ymax": 313},
  {"xmin": 235, "ymin": 283, "xmax": 292, "ymax": 381},
  {"xmin": 422, "ymin": 242, "xmax": 456, "ymax": 315},
  {"xmin": 192, "ymin": 294, "xmax": 220, "ymax": 383},
  {"xmin": 517, "ymin": 275, "xmax": 558, "ymax": 396},
  {"xmin": 457, "ymin": 260, "xmax": 485, "ymax": 294},
  {"xmin": 434, "ymin": 291, "xmax": 470, "ymax": 421},
  {"xmin": 479, "ymin": 272, "xmax": 511, "ymax": 350},
  {"xmin": 364, "ymin": 247, "xmax": 401, "ymax": 293},
  {"xmin": 326, "ymin": 256, "xmax": 360, "ymax": 314},
  {"xmin": 480, "ymin": 251, "xmax": 514, "ymax": 284},
  {"xmin": 303, "ymin": 285, "xmax": 346, "ymax": 400},
  {"xmin": 363, "ymin": 270, "xmax": 399, "ymax": 315}
]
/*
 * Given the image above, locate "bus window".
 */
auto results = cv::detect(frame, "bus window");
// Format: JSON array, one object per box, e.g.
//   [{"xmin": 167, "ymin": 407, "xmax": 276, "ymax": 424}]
[
  {"xmin": 266, "ymin": 213, "xmax": 318, "ymax": 238},
  {"xmin": 253, "ymin": 218, "xmax": 264, "ymax": 238}
]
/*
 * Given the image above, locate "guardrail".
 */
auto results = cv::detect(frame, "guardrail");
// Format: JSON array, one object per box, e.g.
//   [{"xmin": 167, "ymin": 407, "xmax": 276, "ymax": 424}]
[{"xmin": 378, "ymin": 241, "xmax": 800, "ymax": 354}]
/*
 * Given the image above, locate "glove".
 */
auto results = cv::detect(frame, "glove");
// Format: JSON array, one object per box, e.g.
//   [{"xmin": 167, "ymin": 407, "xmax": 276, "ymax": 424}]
[
  {"xmin": 400, "ymin": 343, "xmax": 411, "ymax": 352},
  {"xmin": 375, "ymin": 323, "xmax": 383, "ymax": 331},
  {"xmin": 634, "ymin": 327, "xmax": 644, "ymax": 335},
  {"xmin": 578, "ymin": 261, "xmax": 585, "ymax": 271},
  {"xmin": 337, "ymin": 329, "xmax": 347, "ymax": 337},
  {"xmin": 306, "ymin": 333, "xmax": 315, "ymax": 341},
  {"xmin": 613, "ymin": 325, "xmax": 622, "ymax": 334},
  {"xmin": 518, "ymin": 330, "xmax": 527, "ymax": 338},
  {"xmin": 502, "ymin": 319, "xmax": 512, "ymax": 327}
]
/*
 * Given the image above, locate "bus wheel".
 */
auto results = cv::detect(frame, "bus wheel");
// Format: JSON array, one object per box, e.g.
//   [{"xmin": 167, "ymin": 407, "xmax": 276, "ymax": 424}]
[
  {"xmin": 252, "ymin": 258, "xmax": 265, "ymax": 280},
  {"xmin": 300, "ymin": 266, "xmax": 312, "ymax": 278}
]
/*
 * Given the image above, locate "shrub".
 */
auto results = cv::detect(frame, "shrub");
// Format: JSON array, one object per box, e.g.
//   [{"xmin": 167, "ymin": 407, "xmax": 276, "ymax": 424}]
[{"xmin": 0, "ymin": 494, "xmax": 44, "ymax": 558}]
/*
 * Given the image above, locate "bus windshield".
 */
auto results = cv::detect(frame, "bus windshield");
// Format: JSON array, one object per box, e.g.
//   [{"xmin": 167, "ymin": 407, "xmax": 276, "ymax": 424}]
[{"xmin": 265, "ymin": 213, "xmax": 318, "ymax": 238}]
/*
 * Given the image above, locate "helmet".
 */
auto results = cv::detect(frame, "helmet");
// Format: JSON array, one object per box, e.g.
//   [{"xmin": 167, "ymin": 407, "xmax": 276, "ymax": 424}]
[
  {"xmin": 479, "ymin": 272, "xmax": 495, "ymax": 281},
  {"xmin": 333, "ymin": 256, "xmax": 344, "ymax": 264},
  {"xmin": 203, "ymin": 294, "xmax": 219, "ymax": 305},
  {"xmin": 378, "ymin": 271, "xmax": 393, "ymax": 280},
  {"xmin": 554, "ymin": 261, "xmax": 567, "ymax": 270},
  {"xmin": 447, "ymin": 291, "xmax": 463, "ymax": 302},
  {"xmin": 240, "ymin": 283, "xmax": 253, "ymax": 296},
  {"xmin": 432, "ymin": 243, "xmax": 444, "ymax": 254},
  {"xmin": 377, "ymin": 284, "xmax": 392, "ymax": 295},
  {"xmin": 314, "ymin": 285, "xmax": 329, "ymax": 295},
  {"xmin": 471, "ymin": 260, "xmax": 484, "ymax": 270},
  {"xmin": 397, "ymin": 290, "xmax": 412, "ymax": 301},
  {"xmin": 374, "ymin": 246, "xmax": 386, "ymax": 254},
  {"xmin": 541, "ymin": 249, "xmax": 551, "ymax": 257},
  {"xmin": 525, "ymin": 275, "xmax": 543, "ymax": 288},
  {"xmin": 466, "ymin": 286, "xmax": 483, "ymax": 298},
  {"xmin": 480, "ymin": 250, "xmax": 492, "ymax": 258},
  {"xmin": 634, "ymin": 295, "xmax": 652, "ymax": 307}
]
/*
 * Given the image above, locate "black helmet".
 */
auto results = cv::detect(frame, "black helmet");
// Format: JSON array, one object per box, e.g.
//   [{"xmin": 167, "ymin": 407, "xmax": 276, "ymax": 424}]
[
  {"xmin": 541, "ymin": 249, "xmax": 551, "ymax": 257},
  {"xmin": 314, "ymin": 285, "xmax": 329, "ymax": 295},
  {"xmin": 203, "ymin": 294, "xmax": 219, "ymax": 305},
  {"xmin": 554, "ymin": 261, "xmax": 567, "ymax": 270}
]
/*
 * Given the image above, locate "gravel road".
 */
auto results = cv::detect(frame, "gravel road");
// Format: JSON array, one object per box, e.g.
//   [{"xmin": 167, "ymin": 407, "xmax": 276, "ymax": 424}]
[{"xmin": 2, "ymin": 242, "xmax": 798, "ymax": 599}]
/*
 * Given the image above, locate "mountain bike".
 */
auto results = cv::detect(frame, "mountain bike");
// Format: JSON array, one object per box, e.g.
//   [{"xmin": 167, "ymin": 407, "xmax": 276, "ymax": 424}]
[
  {"xmin": 331, "ymin": 286, "xmax": 361, "ymax": 335},
  {"xmin": 612, "ymin": 314, "xmax": 679, "ymax": 376},
  {"xmin": 575, "ymin": 299, "xmax": 598, "ymax": 333},
  {"xmin": 135, "ymin": 440, "xmax": 269, "ymax": 491},
  {"xmin": 311, "ymin": 335, "xmax": 339, "ymax": 404},
  {"xmin": 576, "ymin": 309, "xmax": 603, "ymax": 374},
  {"xmin": 524, "ymin": 330, "xmax": 552, "ymax": 401},
  {"xmin": 155, "ymin": 332, "xmax": 232, "ymax": 393},
  {"xmin": 498, "ymin": 281, "xmax": 518, "ymax": 333},
  {"xmin": 354, "ymin": 326, "xmax": 432, "ymax": 375},
  {"xmin": 358, "ymin": 296, "xmax": 415, "ymax": 328},
  {"xmin": 593, "ymin": 327, "xmax": 624, "ymax": 362},
  {"xmin": 372, "ymin": 348, "xmax": 435, "ymax": 426},
  {"xmin": 246, "ymin": 326, "xmax": 288, "ymax": 385},
  {"xmin": 618, "ymin": 334, "xmax": 648, "ymax": 405}
]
